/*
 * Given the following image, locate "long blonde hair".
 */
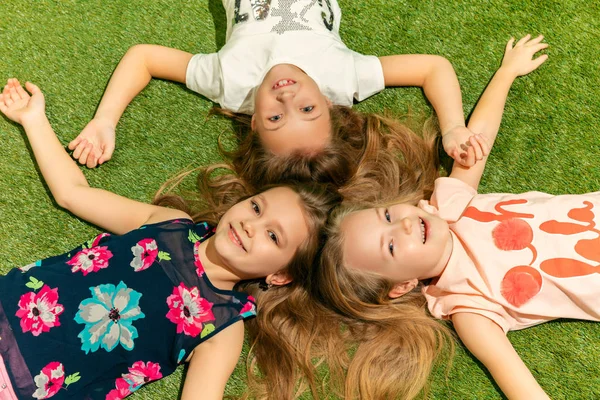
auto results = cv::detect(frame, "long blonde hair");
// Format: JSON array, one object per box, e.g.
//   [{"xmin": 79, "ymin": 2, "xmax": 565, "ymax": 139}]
[
  {"xmin": 154, "ymin": 166, "xmax": 344, "ymax": 399},
  {"xmin": 316, "ymin": 203, "xmax": 454, "ymax": 400},
  {"xmin": 312, "ymin": 118, "xmax": 454, "ymax": 399}
]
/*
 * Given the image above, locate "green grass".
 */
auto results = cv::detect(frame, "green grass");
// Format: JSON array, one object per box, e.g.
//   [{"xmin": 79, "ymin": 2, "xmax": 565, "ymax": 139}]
[{"xmin": 1, "ymin": 0, "xmax": 599, "ymax": 398}]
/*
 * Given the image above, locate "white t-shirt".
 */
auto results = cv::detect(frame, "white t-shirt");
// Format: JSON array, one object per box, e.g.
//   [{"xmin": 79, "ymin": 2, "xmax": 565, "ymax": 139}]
[{"xmin": 186, "ymin": 0, "xmax": 385, "ymax": 114}]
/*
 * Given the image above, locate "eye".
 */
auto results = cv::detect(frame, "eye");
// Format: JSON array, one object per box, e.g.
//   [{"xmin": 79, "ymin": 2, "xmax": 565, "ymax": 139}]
[
  {"xmin": 251, "ymin": 200, "xmax": 260, "ymax": 215},
  {"xmin": 268, "ymin": 230, "xmax": 279, "ymax": 244},
  {"xmin": 384, "ymin": 209, "xmax": 391, "ymax": 223},
  {"xmin": 300, "ymin": 105, "xmax": 314, "ymax": 113},
  {"xmin": 388, "ymin": 239, "xmax": 394, "ymax": 256},
  {"xmin": 269, "ymin": 114, "xmax": 283, "ymax": 122}
]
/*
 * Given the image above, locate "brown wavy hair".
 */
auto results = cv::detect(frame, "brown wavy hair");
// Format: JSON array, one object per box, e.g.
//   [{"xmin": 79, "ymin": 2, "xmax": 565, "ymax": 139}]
[
  {"xmin": 311, "ymin": 122, "xmax": 454, "ymax": 400},
  {"xmin": 211, "ymin": 106, "xmax": 440, "ymax": 205},
  {"xmin": 154, "ymin": 165, "xmax": 344, "ymax": 399}
]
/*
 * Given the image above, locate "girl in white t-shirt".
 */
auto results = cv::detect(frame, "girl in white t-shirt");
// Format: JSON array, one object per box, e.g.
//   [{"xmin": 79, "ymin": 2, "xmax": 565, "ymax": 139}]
[
  {"xmin": 317, "ymin": 35, "xmax": 557, "ymax": 399},
  {"xmin": 68, "ymin": 0, "xmax": 480, "ymax": 195}
]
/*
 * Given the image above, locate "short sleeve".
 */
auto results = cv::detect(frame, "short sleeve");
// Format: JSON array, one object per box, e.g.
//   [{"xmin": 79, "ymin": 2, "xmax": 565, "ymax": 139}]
[
  {"xmin": 424, "ymin": 286, "xmax": 512, "ymax": 333},
  {"xmin": 431, "ymin": 177, "xmax": 478, "ymax": 223},
  {"xmin": 352, "ymin": 52, "xmax": 385, "ymax": 101},
  {"xmin": 185, "ymin": 53, "xmax": 223, "ymax": 103}
]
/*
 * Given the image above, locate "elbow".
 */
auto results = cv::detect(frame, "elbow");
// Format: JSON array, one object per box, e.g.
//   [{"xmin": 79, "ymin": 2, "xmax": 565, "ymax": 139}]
[
  {"xmin": 429, "ymin": 55, "xmax": 454, "ymax": 75},
  {"xmin": 53, "ymin": 191, "xmax": 73, "ymax": 210},
  {"xmin": 53, "ymin": 183, "xmax": 89, "ymax": 211},
  {"xmin": 125, "ymin": 44, "xmax": 151, "ymax": 61}
]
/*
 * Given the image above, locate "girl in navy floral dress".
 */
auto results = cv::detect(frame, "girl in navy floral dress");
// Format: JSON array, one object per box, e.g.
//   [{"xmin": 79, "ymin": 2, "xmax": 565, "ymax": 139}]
[{"xmin": 0, "ymin": 79, "xmax": 338, "ymax": 399}]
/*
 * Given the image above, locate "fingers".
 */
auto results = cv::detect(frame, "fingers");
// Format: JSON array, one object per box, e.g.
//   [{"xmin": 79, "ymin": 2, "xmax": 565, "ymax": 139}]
[
  {"xmin": 461, "ymin": 146, "xmax": 475, "ymax": 167},
  {"xmin": 515, "ymin": 34, "xmax": 531, "ymax": 47},
  {"xmin": 98, "ymin": 142, "xmax": 115, "ymax": 165},
  {"xmin": 532, "ymin": 54, "xmax": 549, "ymax": 69},
  {"xmin": 0, "ymin": 94, "xmax": 7, "ymax": 114},
  {"xmin": 469, "ymin": 135, "xmax": 483, "ymax": 161},
  {"xmin": 14, "ymin": 83, "xmax": 30, "ymax": 100},
  {"xmin": 477, "ymin": 134, "xmax": 490, "ymax": 157},
  {"xmin": 2, "ymin": 84, "xmax": 13, "ymax": 107},
  {"xmin": 506, "ymin": 37, "xmax": 515, "ymax": 51},
  {"xmin": 25, "ymin": 81, "xmax": 41, "ymax": 95},
  {"xmin": 527, "ymin": 34, "xmax": 545, "ymax": 45},
  {"xmin": 71, "ymin": 139, "xmax": 101, "ymax": 168},
  {"xmin": 78, "ymin": 141, "xmax": 94, "ymax": 167},
  {"xmin": 68, "ymin": 136, "xmax": 82, "ymax": 150},
  {"xmin": 71, "ymin": 139, "xmax": 87, "ymax": 160}
]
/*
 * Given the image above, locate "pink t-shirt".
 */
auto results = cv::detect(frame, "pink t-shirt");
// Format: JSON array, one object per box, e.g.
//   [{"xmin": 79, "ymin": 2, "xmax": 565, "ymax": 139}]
[{"xmin": 423, "ymin": 177, "xmax": 600, "ymax": 333}]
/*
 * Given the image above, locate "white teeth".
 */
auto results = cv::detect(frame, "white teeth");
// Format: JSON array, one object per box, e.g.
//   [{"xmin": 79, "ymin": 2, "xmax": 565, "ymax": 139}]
[
  {"xmin": 420, "ymin": 219, "xmax": 426, "ymax": 243},
  {"xmin": 273, "ymin": 79, "xmax": 295, "ymax": 89}
]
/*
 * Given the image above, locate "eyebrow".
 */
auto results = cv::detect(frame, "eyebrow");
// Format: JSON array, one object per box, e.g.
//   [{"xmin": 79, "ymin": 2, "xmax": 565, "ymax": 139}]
[{"xmin": 258, "ymin": 194, "xmax": 287, "ymax": 247}]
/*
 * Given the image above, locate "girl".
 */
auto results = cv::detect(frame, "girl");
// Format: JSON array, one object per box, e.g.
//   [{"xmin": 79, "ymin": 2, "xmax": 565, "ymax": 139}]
[
  {"xmin": 318, "ymin": 35, "xmax": 556, "ymax": 399},
  {"xmin": 0, "ymin": 79, "xmax": 339, "ymax": 399},
  {"xmin": 67, "ymin": 0, "xmax": 481, "ymax": 187}
]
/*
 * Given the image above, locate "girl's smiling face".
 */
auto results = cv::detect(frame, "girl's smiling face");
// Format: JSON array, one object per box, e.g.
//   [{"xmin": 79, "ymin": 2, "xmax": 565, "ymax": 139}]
[
  {"xmin": 252, "ymin": 64, "xmax": 332, "ymax": 156},
  {"xmin": 340, "ymin": 202, "xmax": 453, "ymax": 292},
  {"xmin": 212, "ymin": 186, "xmax": 310, "ymax": 280}
]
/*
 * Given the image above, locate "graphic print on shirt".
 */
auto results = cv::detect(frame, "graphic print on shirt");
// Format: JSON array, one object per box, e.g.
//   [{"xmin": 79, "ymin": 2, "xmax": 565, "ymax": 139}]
[
  {"xmin": 464, "ymin": 199, "xmax": 600, "ymax": 307},
  {"xmin": 538, "ymin": 201, "xmax": 600, "ymax": 277},
  {"xmin": 463, "ymin": 199, "xmax": 540, "ymax": 307},
  {"xmin": 233, "ymin": 0, "xmax": 334, "ymax": 33}
]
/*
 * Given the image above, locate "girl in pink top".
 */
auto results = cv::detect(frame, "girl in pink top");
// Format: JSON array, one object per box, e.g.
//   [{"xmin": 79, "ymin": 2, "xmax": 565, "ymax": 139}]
[{"xmin": 318, "ymin": 35, "xmax": 561, "ymax": 399}]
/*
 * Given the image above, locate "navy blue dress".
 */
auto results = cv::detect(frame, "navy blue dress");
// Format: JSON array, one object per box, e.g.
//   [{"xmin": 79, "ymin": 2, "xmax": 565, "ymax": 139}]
[{"xmin": 0, "ymin": 219, "xmax": 256, "ymax": 399}]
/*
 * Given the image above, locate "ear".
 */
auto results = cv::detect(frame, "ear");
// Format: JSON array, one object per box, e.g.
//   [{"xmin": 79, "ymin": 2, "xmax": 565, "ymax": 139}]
[
  {"xmin": 418, "ymin": 200, "xmax": 439, "ymax": 215},
  {"xmin": 266, "ymin": 270, "xmax": 292, "ymax": 287},
  {"xmin": 325, "ymin": 96, "xmax": 332, "ymax": 108},
  {"xmin": 388, "ymin": 279, "xmax": 418, "ymax": 299},
  {"xmin": 251, "ymin": 114, "xmax": 256, "ymax": 131}
]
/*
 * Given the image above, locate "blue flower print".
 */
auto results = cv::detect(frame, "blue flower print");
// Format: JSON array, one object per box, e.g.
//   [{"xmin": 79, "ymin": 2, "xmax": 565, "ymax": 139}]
[{"xmin": 75, "ymin": 281, "xmax": 145, "ymax": 354}]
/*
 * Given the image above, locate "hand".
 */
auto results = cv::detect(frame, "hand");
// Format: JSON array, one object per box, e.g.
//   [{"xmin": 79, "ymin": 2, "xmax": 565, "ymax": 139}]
[
  {"xmin": 501, "ymin": 34, "xmax": 548, "ymax": 78},
  {"xmin": 0, "ymin": 79, "xmax": 45, "ymax": 125},
  {"xmin": 442, "ymin": 126, "xmax": 489, "ymax": 167},
  {"xmin": 68, "ymin": 117, "xmax": 116, "ymax": 168}
]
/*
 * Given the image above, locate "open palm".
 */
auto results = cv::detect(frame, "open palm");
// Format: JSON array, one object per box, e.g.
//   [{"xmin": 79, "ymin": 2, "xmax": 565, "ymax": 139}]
[{"xmin": 0, "ymin": 79, "xmax": 45, "ymax": 125}]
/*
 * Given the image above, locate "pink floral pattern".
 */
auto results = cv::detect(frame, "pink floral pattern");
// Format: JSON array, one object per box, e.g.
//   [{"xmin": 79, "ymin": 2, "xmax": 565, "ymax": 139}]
[
  {"xmin": 240, "ymin": 296, "xmax": 256, "ymax": 317},
  {"xmin": 105, "ymin": 361, "xmax": 162, "ymax": 399},
  {"xmin": 67, "ymin": 246, "xmax": 113, "ymax": 275},
  {"xmin": 32, "ymin": 362, "xmax": 65, "ymax": 399},
  {"xmin": 16, "ymin": 285, "xmax": 64, "ymax": 336},
  {"xmin": 193, "ymin": 240, "xmax": 205, "ymax": 277},
  {"xmin": 166, "ymin": 283, "xmax": 215, "ymax": 337},
  {"xmin": 130, "ymin": 239, "xmax": 158, "ymax": 272}
]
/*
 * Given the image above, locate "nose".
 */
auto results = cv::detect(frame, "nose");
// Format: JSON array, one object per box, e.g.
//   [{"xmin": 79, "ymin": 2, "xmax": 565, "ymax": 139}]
[
  {"xmin": 398, "ymin": 218, "xmax": 412, "ymax": 235},
  {"xmin": 241, "ymin": 220, "xmax": 255, "ymax": 238},
  {"xmin": 276, "ymin": 90, "xmax": 295, "ymax": 102}
]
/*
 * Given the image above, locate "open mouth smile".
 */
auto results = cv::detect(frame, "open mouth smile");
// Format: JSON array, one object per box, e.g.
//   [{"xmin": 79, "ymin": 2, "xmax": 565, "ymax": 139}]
[
  {"xmin": 272, "ymin": 79, "xmax": 296, "ymax": 90},
  {"xmin": 228, "ymin": 224, "xmax": 247, "ymax": 251},
  {"xmin": 419, "ymin": 218, "xmax": 427, "ymax": 244}
]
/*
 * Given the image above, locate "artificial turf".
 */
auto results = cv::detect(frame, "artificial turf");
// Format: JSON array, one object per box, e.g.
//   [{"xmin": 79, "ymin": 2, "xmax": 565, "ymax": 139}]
[{"xmin": 1, "ymin": 0, "xmax": 599, "ymax": 398}]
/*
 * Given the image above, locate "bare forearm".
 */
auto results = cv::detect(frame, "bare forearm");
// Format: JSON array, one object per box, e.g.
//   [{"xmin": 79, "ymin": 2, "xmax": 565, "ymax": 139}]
[
  {"xmin": 467, "ymin": 67, "xmax": 516, "ymax": 148},
  {"xmin": 421, "ymin": 57, "xmax": 466, "ymax": 135},
  {"xmin": 21, "ymin": 116, "xmax": 89, "ymax": 206},
  {"xmin": 94, "ymin": 45, "xmax": 192, "ymax": 126}
]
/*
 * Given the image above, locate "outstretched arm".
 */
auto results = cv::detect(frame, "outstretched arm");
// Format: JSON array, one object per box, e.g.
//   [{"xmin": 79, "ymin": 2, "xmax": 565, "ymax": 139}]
[
  {"xmin": 453, "ymin": 313, "xmax": 550, "ymax": 400},
  {"xmin": 0, "ymin": 79, "xmax": 189, "ymax": 234},
  {"xmin": 69, "ymin": 45, "xmax": 193, "ymax": 167},
  {"xmin": 450, "ymin": 34, "xmax": 548, "ymax": 191},
  {"xmin": 379, "ymin": 54, "xmax": 480, "ymax": 166}
]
